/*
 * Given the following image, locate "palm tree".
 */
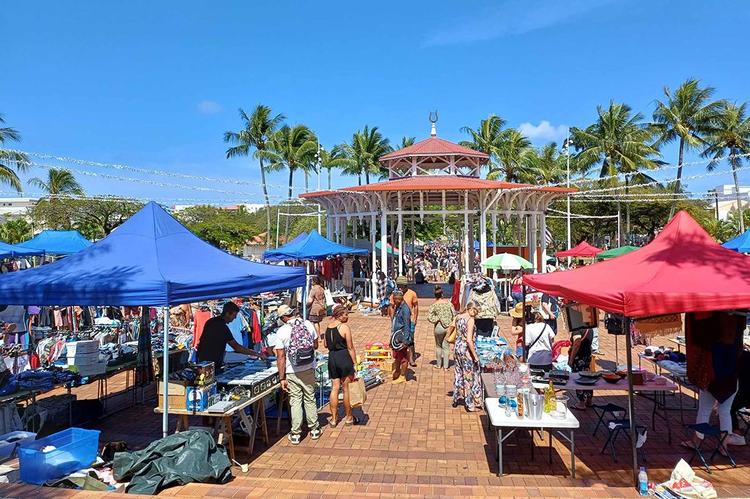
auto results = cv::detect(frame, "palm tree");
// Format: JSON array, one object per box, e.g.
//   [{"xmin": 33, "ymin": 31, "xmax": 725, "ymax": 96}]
[
  {"xmin": 460, "ymin": 114, "xmax": 507, "ymax": 177},
  {"xmin": 0, "ymin": 114, "xmax": 30, "ymax": 192},
  {"xmin": 571, "ymin": 101, "xmax": 661, "ymax": 240},
  {"xmin": 259, "ymin": 124, "xmax": 317, "ymax": 199},
  {"xmin": 524, "ymin": 142, "xmax": 566, "ymax": 184},
  {"xmin": 320, "ymin": 145, "xmax": 352, "ymax": 190},
  {"xmin": 702, "ymin": 101, "xmax": 750, "ymax": 233},
  {"xmin": 494, "ymin": 129, "xmax": 533, "ymax": 182},
  {"xmin": 340, "ymin": 126, "xmax": 391, "ymax": 184},
  {"xmin": 224, "ymin": 105, "xmax": 285, "ymax": 247},
  {"xmin": 653, "ymin": 79, "xmax": 722, "ymax": 217},
  {"xmin": 28, "ymin": 168, "xmax": 84, "ymax": 196},
  {"xmin": 399, "ymin": 136, "xmax": 416, "ymax": 149},
  {"xmin": 0, "ymin": 219, "xmax": 32, "ymax": 244}
]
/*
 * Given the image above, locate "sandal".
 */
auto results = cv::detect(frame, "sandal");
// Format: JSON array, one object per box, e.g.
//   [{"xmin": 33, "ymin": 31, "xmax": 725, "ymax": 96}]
[
  {"xmin": 344, "ymin": 416, "xmax": 360, "ymax": 426},
  {"xmin": 329, "ymin": 419, "xmax": 338, "ymax": 428}
]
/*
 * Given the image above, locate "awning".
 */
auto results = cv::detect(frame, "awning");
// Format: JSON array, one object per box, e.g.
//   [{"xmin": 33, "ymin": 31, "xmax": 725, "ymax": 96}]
[
  {"xmin": 263, "ymin": 230, "xmax": 368, "ymax": 261},
  {"xmin": 554, "ymin": 241, "xmax": 603, "ymax": 258},
  {"xmin": 20, "ymin": 230, "xmax": 92, "ymax": 255},
  {"xmin": 596, "ymin": 246, "xmax": 639, "ymax": 261},
  {"xmin": 722, "ymin": 229, "xmax": 750, "ymax": 253}
]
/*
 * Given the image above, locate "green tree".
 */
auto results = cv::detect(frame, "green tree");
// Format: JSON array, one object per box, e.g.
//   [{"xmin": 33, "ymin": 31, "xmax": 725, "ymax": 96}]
[
  {"xmin": 460, "ymin": 114, "xmax": 507, "ymax": 178},
  {"xmin": 339, "ymin": 126, "xmax": 391, "ymax": 184},
  {"xmin": 177, "ymin": 205, "xmax": 260, "ymax": 253},
  {"xmin": 30, "ymin": 197, "xmax": 142, "ymax": 239},
  {"xmin": 494, "ymin": 129, "xmax": 533, "ymax": 182},
  {"xmin": 702, "ymin": 101, "xmax": 750, "ymax": 234},
  {"xmin": 571, "ymin": 101, "xmax": 661, "ymax": 240},
  {"xmin": 224, "ymin": 105, "xmax": 285, "ymax": 248},
  {"xmin": 28, "ymin": 168, "xmax": 84, "ymax": 196},
  {"xmin": 0, "ymin": 114, "xmax": 30, "ymax": 192},
  {"xmin": 653, "ymin": 79, "xmax": 722, "ymax": 217},
  {"xmin": 523, "ymin": 142, "xmax": 566, "ymax": 184},
  {"xmin": 399, "ymin": 136, "xmax": 416, "ymax": 149},
  {"xmin": 319, "ymin": 145, "xmax": 352, "ymax": 190},
  {"xmin": 0, "ymin": 219, "xmax": 32, "ymax": 244},
  {"xmin": 259, "ymin": 124, "xmax": 317, "ymax": 199}
]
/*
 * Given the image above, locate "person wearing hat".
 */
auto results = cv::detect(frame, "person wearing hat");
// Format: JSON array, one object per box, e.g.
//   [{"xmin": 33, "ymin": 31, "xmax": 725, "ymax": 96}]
[
  {"xmin": 510, "ymin": 303, "xmax": 525, "ymax": 358},
  {"xmin": 196, "ymin": 302, "xmax": 265, "ymax": 372},
  {"xmin": 273, "ymin": 304, "xmax": 322, "ymax": 444},
  {"xmin": 390, "ymin": 290, "xmax": 412, "ymax": 384},
  {"xmin": 391, "ymin": 276, "xmax": 419, "ymax": 367}
]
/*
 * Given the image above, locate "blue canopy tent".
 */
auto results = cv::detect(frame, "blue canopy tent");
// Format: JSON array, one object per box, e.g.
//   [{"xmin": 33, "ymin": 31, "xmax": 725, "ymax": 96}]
[
  {"xmin": 263, "ymin": 229, "xmax": 367, "ymax": 261},
  {"xmin": 722, "ymin": 229, "xmax": 750, "ymax": 253},
  {"xmin": 0, "ymin": 202, "xmax": 306, "ymax": 435},
  {"xmin": 20, "ymin": 230, "xmax": 92, "ymax": 255},
  {"xmin": 0, "ymin": 241, "xmax": 44, "ymax": 259}
]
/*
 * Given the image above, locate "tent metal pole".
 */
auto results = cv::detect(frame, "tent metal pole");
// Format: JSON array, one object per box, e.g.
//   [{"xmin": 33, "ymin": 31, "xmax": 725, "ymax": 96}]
[
  {"xmin": 162, "ymin": 306, "xmax": 170, "ymax": 438},
  {"xmin": 623, "ymin": 315, "xmax": 638, "ymax": 488},
  {"xmin": 521, "ymin": 285, "xmax": 527, "ymax": 362},
  {"xmin": 302, "ymin": 276, "xmax": 309, "ymax": 320}
]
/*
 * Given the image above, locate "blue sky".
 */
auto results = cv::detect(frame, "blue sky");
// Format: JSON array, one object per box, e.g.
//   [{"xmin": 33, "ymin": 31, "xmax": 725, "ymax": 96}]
[{"xmin": 2, "ymin": 0, "xmax": 750, "ymax": 205}]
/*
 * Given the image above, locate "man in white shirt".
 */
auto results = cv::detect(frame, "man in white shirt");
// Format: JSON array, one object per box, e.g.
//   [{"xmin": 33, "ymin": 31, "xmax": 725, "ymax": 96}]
[{"xmin": 274, "ymin": 304, "xmax": 321, "ymax": 445}]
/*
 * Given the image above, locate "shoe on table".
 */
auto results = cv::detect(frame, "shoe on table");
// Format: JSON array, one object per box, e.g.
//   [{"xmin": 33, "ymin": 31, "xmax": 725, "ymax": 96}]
[
  {"xmin": 288, "ymin": 433, "xmax": 301, "ymax": 445},
  {"xmin": 310, "ymin": 427, "xmax": 323, "ymax": 440},
  {"xmin": 726, "ymin": 433, "xmax": 746, "ymax": 446}
]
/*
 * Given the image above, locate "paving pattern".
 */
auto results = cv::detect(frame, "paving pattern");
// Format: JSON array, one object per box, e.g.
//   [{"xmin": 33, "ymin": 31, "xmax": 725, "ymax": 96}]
[{"xmin": 2, "ymin": 302, "xmax": 750, "ymax": 498}]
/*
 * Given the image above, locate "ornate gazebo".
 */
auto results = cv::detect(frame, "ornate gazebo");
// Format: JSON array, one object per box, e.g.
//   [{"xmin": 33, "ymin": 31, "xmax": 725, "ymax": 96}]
[{"xmin": 301, "ymin": 123, "xmax": 573, "ymax": 299}]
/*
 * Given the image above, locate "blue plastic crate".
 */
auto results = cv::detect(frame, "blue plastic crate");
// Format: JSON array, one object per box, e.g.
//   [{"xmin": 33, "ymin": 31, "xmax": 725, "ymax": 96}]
[{"xmin": 18, "ymin": 427, "xmax": 100, "ymax": 484}]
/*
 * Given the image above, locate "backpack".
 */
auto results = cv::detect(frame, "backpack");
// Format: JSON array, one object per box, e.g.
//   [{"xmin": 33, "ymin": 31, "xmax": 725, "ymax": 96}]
[
  {"xmin": 390, "ymin": 327, "xmax": 406, "ymax": 351},
  {"xmin": 288, "ymin": 319, "xmax": 315, "ymax": 367}
]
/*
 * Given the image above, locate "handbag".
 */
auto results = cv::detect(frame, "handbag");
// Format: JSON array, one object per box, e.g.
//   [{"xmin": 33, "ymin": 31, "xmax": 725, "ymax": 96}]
[
  {"xmin": 349, "ymin": 377, "xmax": 367, "ymax": 407},
  {"xmin": 324, "ymin": 289, "xmax": 335, "ymax": 308},
  {"xmin": 445, "ymin": 320, "xmax": 457, "ymax": 344},
  {"xmin": 390, "ymin": 328, "xmax": 406, "ymax": 350}
]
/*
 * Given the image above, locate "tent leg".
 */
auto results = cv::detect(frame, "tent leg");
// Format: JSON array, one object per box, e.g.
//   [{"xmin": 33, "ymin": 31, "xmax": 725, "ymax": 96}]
[
  {"xmin": 624, "ymin": 316, "xmax": 638, "ymax": 488},
  {"xmin": 163, "ymin": 306, "xmax": 170, "ymax": 438},
  {"xmin": 521, "ymin": 285, "xmax": 527, "ymax": 362},
  {"xmin": 302, "ymin": 276, "xmax": 309, "ymax": 319}
]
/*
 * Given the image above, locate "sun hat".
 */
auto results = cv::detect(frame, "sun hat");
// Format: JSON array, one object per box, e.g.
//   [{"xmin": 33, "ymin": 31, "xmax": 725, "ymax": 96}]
[
  {"xmin": 396, "ymin": 276, "xmax": 408, "ymax": 285},
  {"xmin": 510, "ymin": 302, "xmax": 524, "ymax": 319},
  {"xmin": 277, "ymin": 304, "xmax": 295, "ymax": 317}
]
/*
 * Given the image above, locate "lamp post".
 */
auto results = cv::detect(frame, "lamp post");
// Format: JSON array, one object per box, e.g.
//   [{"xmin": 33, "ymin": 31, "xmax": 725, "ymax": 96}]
[
  {"xmin": 563, "ymin": 133, "xmax": 573, "ymax": 264},
  {"xmin": 315, "ymin": 141, "xmax": 323, "ymax": 233}
]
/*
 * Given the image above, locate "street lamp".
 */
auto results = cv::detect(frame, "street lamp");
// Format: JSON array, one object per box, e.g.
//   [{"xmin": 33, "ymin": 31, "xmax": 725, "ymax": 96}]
[
  {"xmin": 562, "ymin": 132, "xmax": 573, "ymax": 254},
  {"xmin": 315, "ymin": 141, "xmax": 323, "ymax": 233}
]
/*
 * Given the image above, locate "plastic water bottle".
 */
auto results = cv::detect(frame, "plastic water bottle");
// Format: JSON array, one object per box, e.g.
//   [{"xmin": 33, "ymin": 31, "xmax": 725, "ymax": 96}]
[{"xmin": 638, "ymin": 467, "xmax": 648, "ymax": 496}]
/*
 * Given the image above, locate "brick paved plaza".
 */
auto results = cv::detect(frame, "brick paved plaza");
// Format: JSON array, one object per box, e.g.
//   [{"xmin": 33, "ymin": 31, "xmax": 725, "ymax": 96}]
[{"xmin": 1, "ymin": 303, "xmax": 749, "ymax": 498}]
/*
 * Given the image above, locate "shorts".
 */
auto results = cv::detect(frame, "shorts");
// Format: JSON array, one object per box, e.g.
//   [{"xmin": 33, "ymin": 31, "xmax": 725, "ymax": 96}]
[{"xmin": 393, "ymin": 348, "xmax": 409, "ymax": 365}]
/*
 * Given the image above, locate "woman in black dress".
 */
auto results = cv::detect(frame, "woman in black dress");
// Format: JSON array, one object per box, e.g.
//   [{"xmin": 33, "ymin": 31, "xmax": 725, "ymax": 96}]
[{"xmin": 324, "ymin": 305, "xmax": 357, "ymax": 426}]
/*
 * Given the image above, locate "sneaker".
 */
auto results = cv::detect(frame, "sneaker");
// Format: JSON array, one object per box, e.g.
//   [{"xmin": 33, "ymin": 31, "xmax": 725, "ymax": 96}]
[
  {"xmin": 288, "ymin": 433, "xmax": 301, "ymax": 445},
  {"xmin": 310, "ymin": 427, "xmax": 323, "ymax": 440},
  {"xmin": 726, "ymin": 433, "xmax": 746, "ymax": 446}
]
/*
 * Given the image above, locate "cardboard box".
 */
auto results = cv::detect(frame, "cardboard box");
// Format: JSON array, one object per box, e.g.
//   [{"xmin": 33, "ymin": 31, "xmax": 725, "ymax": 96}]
[
  {"xmin": 186, "ymin": 383, "xmax": 217, "ymax": 412},
  {"xmin": 156, "ymin": 381, "xmax": 188, "ymax": 396},
  {"xmin": 158, "ymin": 394, "xmax": 186, "ymax": 411}
]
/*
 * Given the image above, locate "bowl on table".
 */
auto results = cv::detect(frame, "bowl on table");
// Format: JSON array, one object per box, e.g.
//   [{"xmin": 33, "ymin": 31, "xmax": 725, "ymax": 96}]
[
  {"xmin": 578, "ymin": 371, "xmax": 602, "ymax": 379},
  {"xmin": 602, "ymin": 373, "xmax": 621, "ymax": 384}
]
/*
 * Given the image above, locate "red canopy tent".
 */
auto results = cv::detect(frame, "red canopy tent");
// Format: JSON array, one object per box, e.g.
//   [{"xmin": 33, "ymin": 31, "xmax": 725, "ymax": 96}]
[
  {"xmin": 554, "ymin": 241, "xmax": 603, "ymax": 259},
  {"xmin": 527, "ymin": 211, "xmax": 750, "ymax": 317},
  {"xmin": 526, "ymin": 211, "xmax": 750, "ymax": 486}
]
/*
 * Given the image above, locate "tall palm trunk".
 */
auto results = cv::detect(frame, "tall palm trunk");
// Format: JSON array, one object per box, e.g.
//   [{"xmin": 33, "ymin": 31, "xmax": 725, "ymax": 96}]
[
  {"xmin": 365, "ymin": 169, "xmax": 370, "ymax": 184},
  {"xmin": 285, "ymin": 167, "xmax": 294, "ymax": 243},
  {"xmin": 304, "ymin": 171, "xmax": 309, "ymax": 193},
  {"xmin": 357, "ymin": 174, "xmax": 362, "ymax": 186},
  {"xmin": 327, "ymin": 168, "xmax": 332, "ymax": 189},
  {"xmin": 730, "ymin": 149, "xmax": 745, "ymax": 233},
  {"xmin": 258, "ymin": 157, "xmax": 272, "ymax": 248},
  {"xmin": 669, "ymin": 137, "xmax": 685, "ymax": 219},
  {"xmin": 287, "ymin": 168, "xmax": 294, "ymax": 200}
]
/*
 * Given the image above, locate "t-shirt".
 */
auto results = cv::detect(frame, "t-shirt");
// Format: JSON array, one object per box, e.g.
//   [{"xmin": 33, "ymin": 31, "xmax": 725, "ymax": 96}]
[
  {"xmin": 525, "ymin": 322, "xmax": 555, "ymax": 366},
  {"xmin": 274, "ymin": 319, "xmax": 317, "ymax": 374},
  {"xmin": 196, "ymin": 317, "xmax": 233, "ymax": 370}
]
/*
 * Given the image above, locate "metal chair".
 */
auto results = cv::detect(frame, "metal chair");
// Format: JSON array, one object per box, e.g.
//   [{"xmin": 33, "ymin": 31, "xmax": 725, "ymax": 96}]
[{"xmin": 687, "ymin": 423, "xmax": 736, "ymax": 473}]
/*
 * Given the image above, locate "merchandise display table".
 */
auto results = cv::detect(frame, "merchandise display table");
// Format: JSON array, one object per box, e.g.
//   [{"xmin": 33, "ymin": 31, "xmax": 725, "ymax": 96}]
[{"xmin": 485, "ymin": 397, "xmax": 579, "ymax": 477}]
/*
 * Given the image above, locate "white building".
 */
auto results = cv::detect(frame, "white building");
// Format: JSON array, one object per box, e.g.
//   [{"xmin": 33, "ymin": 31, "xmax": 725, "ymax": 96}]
[
  {"xmin": 710, "ymin": 184, "xmax": 750, "ymax": 220},
  {"xmin": 171, "ymin": 203, "xmax": 264, "ymax": 213},
  {"xmin": 0, "ymin": 198, "xmax": 37, "ymax": 220}
]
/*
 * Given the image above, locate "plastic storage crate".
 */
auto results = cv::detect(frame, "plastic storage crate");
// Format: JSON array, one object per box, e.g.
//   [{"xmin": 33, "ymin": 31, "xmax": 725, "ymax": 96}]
[
  {"xmin": 18, "ymin": 427, "xmax": 100, "ymax": 484},
  {"xmin": 0, "ymin": 431, "xmax": 36, "ymax": 460}
]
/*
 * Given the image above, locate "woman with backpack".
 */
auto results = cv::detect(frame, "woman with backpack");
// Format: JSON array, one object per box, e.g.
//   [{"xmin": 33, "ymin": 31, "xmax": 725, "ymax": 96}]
[
  {"xmin": 524, "ymin": 310, "xmax": 556, "ymax": 372},
  {"xmin": 323, "ymin": 305, "xmax": 358, "ymax": 427},
  {"xmin": 452, "ymin": 301, "xmax": 483, "ymax": 412}
]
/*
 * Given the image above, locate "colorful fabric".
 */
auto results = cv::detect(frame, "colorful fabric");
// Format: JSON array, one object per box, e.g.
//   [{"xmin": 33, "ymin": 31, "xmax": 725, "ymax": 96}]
[
  {"xmin": 453, "ymin": 316, "xmax": 483, "ymax": 410},
  {"xmin": 427, "ymin": 301, "xmax": 454, "ymax": 329}
]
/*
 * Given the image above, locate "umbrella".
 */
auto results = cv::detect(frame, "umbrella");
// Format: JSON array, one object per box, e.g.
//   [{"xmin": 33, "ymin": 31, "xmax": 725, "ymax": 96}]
[
  {"xmin": 375, "ymin": 240, "xmax": 400, "ymax": 256},
  {"xmin": 596, "ymin": 245, "xmax": 639, "ymax": 261},
  {"xmin": 480, "ymin": 253, "xmax": 532, "ymax": 270}
]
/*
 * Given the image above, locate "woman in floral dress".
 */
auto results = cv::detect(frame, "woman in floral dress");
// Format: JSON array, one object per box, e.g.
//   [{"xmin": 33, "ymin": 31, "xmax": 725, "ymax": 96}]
[{"xmin": 453, "ymin": 301, "xmax": 484, "ymax": 412}]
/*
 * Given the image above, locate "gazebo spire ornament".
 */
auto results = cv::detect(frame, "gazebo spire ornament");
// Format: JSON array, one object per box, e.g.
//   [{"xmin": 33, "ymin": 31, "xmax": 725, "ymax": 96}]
[{"xmin": 429, "ymin": 111, "xmax": 438, "ymax": 137}]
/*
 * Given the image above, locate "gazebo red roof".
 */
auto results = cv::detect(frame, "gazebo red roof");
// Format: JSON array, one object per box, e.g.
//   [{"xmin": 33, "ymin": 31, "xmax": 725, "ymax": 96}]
[
  {"xmin": 300, "ymin": 175, "xmax": 574, "ymax": 198},
  {"xmin": 379, "ymin": 137, "xmax": 489, "ymax": 161}
]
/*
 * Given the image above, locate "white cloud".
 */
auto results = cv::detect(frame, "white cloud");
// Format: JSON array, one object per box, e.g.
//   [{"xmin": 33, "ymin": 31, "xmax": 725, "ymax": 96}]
[
  {"xmin": 423, "ymin": 0, "xmax": 617, "ymax": 47},
  {"xmin": 197, "ymin": 100, "xmax": 223, "ymax": 115},
  {"xmin": 518, "ymin": 121, "xmax": 568, "ymax": 143}
]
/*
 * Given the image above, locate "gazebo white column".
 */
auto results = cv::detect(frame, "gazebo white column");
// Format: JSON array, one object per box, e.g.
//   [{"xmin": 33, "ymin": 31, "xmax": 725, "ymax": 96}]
[
  {"xmin": 397, "ymin": 193, "xmax": 403, "ymax": 277},
  {"xmin": 479, "ymin": 194, "xmax": 488, "ymax": 267},
  {"xmin": 370, "ymin": 213, "xmax": 377, "ymax": 302},
  {"xmin": 529, "ymin": 213, "xmax": 539, "ymax": 272},
  {"xmin": 491, "ymin": 212, "xmax": 497, "ymax": 252},
  {"xmin": 540, "ymin": 211, "xmax": 548, "ymax": 273},
  {"xmin": 351, "ymin": 217, "xmax": 358, "ymax": 245},
  {"xmin": 463, "ymin": 190, "xmax": 470, "ymax": 275},
  {"xmin": 379, "ymin": 195, "xmax": 388, "ymax": 278}
]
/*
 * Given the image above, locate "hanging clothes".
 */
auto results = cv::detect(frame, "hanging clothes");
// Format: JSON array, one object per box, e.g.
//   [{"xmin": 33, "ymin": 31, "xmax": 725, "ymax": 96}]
[{"xmin": 192, "ymin": 309, "xmax": 212, "ymax": 349}]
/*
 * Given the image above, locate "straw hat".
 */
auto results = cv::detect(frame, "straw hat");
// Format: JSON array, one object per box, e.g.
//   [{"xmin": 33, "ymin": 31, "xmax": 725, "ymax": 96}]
[
  {"xmin": 510, "ymin": 302, "xmax": 524, "ymax": 318},
  {"xmin": 277, "ymin": 304, "xmax": 295, "ymax": 317},
  {"xmin": 395, "ymin": 276, "xmax": 408, "ymax": 285}
]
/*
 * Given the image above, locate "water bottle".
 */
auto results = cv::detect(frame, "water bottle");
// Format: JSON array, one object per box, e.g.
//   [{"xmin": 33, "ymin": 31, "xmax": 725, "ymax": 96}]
[{"xmin": 638, "ymin": 466, "xmax": 648, "ymax": 496}]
